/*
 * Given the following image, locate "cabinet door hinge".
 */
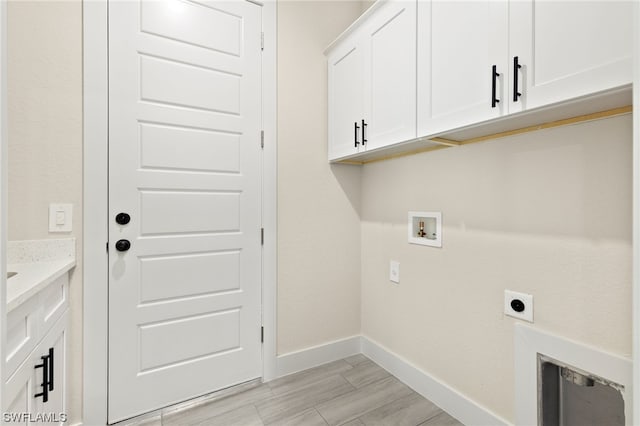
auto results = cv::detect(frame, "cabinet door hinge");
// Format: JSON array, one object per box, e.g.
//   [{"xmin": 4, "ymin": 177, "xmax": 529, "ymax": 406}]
[
  {"xmin": 261, "ymin": 32, "xmax": 264, "ymax": 51},
  {"xmin": 261, "ymin": 326, "xmax": 264, "ymax": 343},
  {"xmin": 261, "ymin": 228, "xmax": 264, "ymax": 246},
  {"xmin": 261, "ymin": 130, "xmax": 264, "ymax": 149}
]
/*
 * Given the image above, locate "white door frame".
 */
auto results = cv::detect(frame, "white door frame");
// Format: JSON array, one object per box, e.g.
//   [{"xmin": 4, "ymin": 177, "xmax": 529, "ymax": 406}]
[{"xmin": 82, "ymin": 1, "xmax": 277, "ymax": 424}]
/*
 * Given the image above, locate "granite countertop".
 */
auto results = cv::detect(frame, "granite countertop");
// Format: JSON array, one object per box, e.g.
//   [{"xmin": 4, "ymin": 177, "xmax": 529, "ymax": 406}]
[{"xmin": 7, "ymin": 238, "xmax": 76, "ymax": 312}]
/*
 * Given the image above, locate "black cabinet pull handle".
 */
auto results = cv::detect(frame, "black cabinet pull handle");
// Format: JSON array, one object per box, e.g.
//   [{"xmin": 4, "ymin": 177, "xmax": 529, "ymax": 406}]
[
  {"xmin": 491, "ymin": 65, "xmax": 500, "ymax": 108},
  {"xmin": 513, "ymin": 56, "xmax": 522, "ymax": 102},
  {"xmin": 354, "ymin": 122, "xmax": 360, "ymax": 148},
  {"xmin": 34, "ymin": 354, "xmax": 50, "ymax": 403},
  {"xmin": 361, "ymin": 120, "xmax": 367, "ymax": 146},
  {"xmin": 115, "ymin": 239, "xmax": 131, "ymax": 252},
  {"xmin": 48, "ymin": 347, "xmax": 54, "ymax": 391}
]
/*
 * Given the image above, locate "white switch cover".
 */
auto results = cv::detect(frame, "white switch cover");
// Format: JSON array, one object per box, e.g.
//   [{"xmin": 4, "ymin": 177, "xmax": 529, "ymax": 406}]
[
  {"xmin": 504, "ymin": 290, "xmax": 533, "ymax": 322},
  {"xmin": 49, "ymin": 203, "xmax": 72, "ymax": 233},
  {"xmin": 389, "ymin": 260, "xmax": 400, "ymax": 284}
]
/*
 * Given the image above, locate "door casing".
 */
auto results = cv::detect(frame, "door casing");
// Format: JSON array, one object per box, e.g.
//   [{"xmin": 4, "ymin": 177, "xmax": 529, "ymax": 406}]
[{"xmin": 82, "ymin": 1, "xmax": 278, "ymax": 424}]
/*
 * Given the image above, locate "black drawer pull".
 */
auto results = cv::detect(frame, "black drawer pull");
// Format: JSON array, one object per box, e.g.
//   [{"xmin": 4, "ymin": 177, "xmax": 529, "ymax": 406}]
[
  {"xmin": 513, "ymin": 56, "xmax": 522, "ymax": 102},
  {"xmin": 361, "ymin": 120, "xmax": 367, "ymax": 146},
  {"xmin": 34, "ymin": 353, "xmax": 50, "ymax": 403},
  {"xmin": 491, "ymin": 65, "xmax": 500, "ymax": 108},
  {"xmin": 48, "ymin": 347, "xmax": 54, "ymax": 391}
]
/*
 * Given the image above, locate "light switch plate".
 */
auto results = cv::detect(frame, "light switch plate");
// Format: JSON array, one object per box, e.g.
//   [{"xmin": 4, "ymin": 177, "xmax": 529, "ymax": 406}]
[
  {"xmin": 389, "ymin": 260, "xmax": 400, "ymax": 284},
  {"xmin": 49, "ymin": 203, "xmax": 72, "ymax": 233}
]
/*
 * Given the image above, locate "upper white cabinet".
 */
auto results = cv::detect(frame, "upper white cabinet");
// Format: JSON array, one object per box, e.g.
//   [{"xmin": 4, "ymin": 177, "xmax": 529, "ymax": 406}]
[
  {"xmin": 508, "ymin": 0, "xmax": 633, "ymax": 113},
  {"xmin": 363, "ymin": 0, "xmax": 416, "ymax": 150},
  {"xmin": 417, "ymin": 1, "xmax": 508, "ymax": 136},
  {"xmin": 328, "ymin": 0, "xmax": 632, "ymax": 163},
  {"xmin": 327, "ymin": 0, "xmax": 416, "ymax": 161},
  {"xmin": 328, "ymin": 33, "xmax": 365, "ymax": 160},
  {"xmin": 417, "ymin": 0, "xmax": 632, "ymax": 137}
]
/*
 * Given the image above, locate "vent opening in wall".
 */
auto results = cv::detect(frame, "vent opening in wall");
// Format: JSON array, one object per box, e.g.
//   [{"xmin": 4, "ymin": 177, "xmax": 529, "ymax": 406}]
[
  {"xmin": 538, "ymin": 355, "xmax": 625, "ymax": 426},
  {"xmin": 408, "ymin": 211, "xmax": 441, "ymax": 247}
]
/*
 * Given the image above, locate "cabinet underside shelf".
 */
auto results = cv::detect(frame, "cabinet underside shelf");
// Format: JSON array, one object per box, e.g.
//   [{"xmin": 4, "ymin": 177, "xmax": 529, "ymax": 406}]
[{"xmin": 335, "ymin": 87, "xmax": 632, "ymax": 165}]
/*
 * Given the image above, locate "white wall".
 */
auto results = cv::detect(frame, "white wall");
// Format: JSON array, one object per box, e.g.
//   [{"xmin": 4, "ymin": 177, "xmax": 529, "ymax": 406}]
[
  {"xmin": 277, "ymin": 0, "xmax": 363, "ymax": 354},
  {"xmin": 360, "ymin": 114, "xmax": 632, "ymax": 421},
  {"xmin": 7, "ymin": 1, "xmax": 83, "ymax": 423}
]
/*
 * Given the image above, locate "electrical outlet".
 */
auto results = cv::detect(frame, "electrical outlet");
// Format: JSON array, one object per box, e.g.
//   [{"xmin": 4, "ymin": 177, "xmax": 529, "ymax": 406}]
[
  {"xmin": 504, "ymin": 290, "xmax": 533, "ymax": 322},
  {"xmin": 389, "ymin": 260, "xmax": 400, "ymax": 284}
]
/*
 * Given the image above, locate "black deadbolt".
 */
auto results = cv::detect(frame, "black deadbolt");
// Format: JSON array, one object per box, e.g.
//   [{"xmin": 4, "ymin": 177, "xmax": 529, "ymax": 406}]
[
  {"xmin": 115, "ymin": 212, "xmax": 131, "ymax": 225},
  {"xmin": 115, "ymin": 239, "xmax": 131, "ymax": 252},
  {"xmin": 510, "ymin": 299, "xmax": 526, "ymax": 313}
]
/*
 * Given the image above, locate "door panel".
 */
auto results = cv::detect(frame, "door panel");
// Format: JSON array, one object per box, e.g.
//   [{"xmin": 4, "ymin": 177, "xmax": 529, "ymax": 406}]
[
  {"xmin": 139, "ymin": 250, "xmax": 241, "ymax": 303},
  {"xmin": 108, "ymin": 0, "xmax": 262, "ymax": 422}
]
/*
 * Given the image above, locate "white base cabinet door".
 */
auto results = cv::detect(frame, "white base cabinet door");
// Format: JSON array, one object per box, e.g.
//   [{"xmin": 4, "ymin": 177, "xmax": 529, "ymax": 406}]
[
  {"xmin": 4, "ymin": 312, "xmax": 68, "ymax": 425},
  {"xmin": 417, "ymin": 0, "xmax": 508, "ymax": 136},
  {"xmin": 508, "ymin": 0, "xmax": 633, "ymax": 113}
]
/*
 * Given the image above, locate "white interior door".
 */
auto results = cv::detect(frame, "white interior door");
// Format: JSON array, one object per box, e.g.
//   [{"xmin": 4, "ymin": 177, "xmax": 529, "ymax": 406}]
[{"xmin": 108, "ymin": 0, "xmax": 263, "ymax": 422}]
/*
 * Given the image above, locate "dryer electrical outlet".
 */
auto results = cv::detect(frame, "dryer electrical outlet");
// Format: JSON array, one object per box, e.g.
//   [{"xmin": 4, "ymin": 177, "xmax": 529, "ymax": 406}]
[{"xmin": 504, "ymin": 290, "xmax": 533, "ymax": 322}]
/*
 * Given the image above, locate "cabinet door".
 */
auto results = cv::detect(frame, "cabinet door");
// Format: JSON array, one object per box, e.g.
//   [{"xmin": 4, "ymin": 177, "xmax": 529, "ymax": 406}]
[
  {"xmin": 417, "ymin": 0, "xmax": 508, "ymax": 136},
  {"xmin": 509, "ymin": 0, "xmax": 632, "ymax": 113},
  {"xmin": 328, "ymin": 35, "xmax": 365, "ymax": 161},
  {"xmin": 3, "ymin": 313, "xmax": 68, "ymax": 425},
  {"xmin": 363, "ymin": 0, "xmax": 416, "ymax": 150}
]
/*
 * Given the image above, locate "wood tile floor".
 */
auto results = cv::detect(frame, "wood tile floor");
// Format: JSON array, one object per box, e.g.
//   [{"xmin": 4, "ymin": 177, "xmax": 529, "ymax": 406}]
[{"xmin": 121, "ymin": 355, "xmax": 464, "ymax": 426}]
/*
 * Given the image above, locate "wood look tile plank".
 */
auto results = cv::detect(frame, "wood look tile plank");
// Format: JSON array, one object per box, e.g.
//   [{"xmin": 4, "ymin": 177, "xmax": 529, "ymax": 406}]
[
  {"xmin": 268, "ymin": 408, "xmax": 329, "ymax": 426},
  {"xmin": 315, "ymin": 376, "xmax": 414, "ymax": 426},
  {"xmin": 343, "ymin": 354, "xmax": 369, "ymax": 366},
  {"xmin": 162, "ymin": 384, "xmax": 272, "ymax": 426},
  {"xmin": 419, "ymin": 411, "xmax": 464, "ymax": 426},
  {"xmin": 340, "ymin": 420, "xmax": 365, "ymax": 426},
  {"xmin": 268, "ymin": 360, "xmax": 353, "ymax": 396},
  {"xmin": 195, "ymin": 404, "xmax": 263, "ymax": 426},
  {"xmin": 341, "ymin": 360, "xmax": 390, "ymax": 389},
  {"xmin": 257, "ymin": 374, "xmax": 356, "ymax": 424},
  {"xmin": 122, "ymin": 414, "xmax": 162, "ymax": 426},
  {"xmin": 360, "ymin": 392, "xmax": 442, "ymax": 426}
]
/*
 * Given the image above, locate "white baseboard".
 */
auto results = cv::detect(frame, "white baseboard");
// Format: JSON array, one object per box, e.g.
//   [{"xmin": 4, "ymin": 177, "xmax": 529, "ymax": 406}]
[
  {"xmin": 361, "ymin": 336, "xmax": 511, "ymax": 426},
  {"xmin": 275, "ymin": 335, "xmax": 362, "ymax": 378}
]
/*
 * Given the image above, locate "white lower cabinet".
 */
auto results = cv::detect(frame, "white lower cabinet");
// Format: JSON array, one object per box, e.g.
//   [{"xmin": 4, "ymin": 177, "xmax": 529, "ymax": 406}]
[
  {"xmin": 4, "ymin": 312, "xmax": 68, "ymax": 425},
  {"xmin": 4, "ymin": 271, "xmax": 70, "ymax": 425}
]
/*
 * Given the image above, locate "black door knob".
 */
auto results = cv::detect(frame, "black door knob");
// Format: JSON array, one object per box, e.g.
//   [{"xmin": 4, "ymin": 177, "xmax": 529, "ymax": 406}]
[
  {"xmin": 115, "ymin": 212, "xmax": 131, "ymax": 225},
  {"xmin": 115, "ymin": 239, "xmax": 131, "ymax": 252}
]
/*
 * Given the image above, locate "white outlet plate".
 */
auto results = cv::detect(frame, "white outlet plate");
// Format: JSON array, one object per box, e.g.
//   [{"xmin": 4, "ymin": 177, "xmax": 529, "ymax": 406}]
[
  {"xmin": 389, "ymin": 260, "xmax": 400, "ymax": 284},
  {"xmin": 49, "ymin": 203, "xmax": 73, "ymax": 233},
  {"xmin": 504, "ymin": 290, "xmax": 533, "ymax": 322}
]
